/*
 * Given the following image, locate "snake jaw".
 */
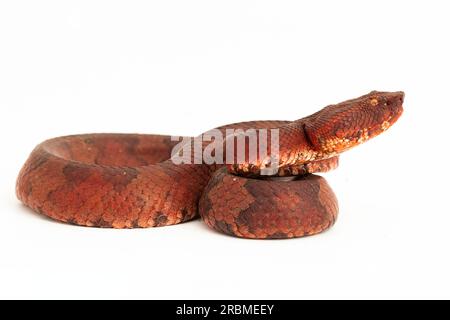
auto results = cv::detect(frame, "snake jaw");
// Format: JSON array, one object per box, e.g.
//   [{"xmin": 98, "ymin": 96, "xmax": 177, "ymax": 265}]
[{"xmin": 304, "ymin": 91, "xmax": 404, "ymax": 156}]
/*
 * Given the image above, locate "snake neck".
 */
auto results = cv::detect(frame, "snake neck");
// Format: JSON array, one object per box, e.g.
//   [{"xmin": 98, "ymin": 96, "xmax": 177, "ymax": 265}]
[
  {"xmin": 277, "ymin": 120, "xmax": 335, "ymax": 167},
  {"xmin": 225, "ymin": 119, "xmax": 335, "ymax": 176}
]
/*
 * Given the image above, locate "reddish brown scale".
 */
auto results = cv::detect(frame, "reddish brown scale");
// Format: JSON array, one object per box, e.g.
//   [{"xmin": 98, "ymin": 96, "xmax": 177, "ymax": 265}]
[
  {"xmin": 199, "ymin": 168, "xmax": 338, "ymax": 239},
  {"xmin": 16, "ymin": 91, "xmax": 404, "ymax": 238},
  {"xmin": 16, "ymin": 134, "xmax": 211, "ymax": 228}
]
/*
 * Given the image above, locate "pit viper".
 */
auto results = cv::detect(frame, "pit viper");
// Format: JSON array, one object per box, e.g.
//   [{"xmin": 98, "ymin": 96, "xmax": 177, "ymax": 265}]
[{"xmin": 16, "ymin": 91, "xmax": 404, "ymax": 238}]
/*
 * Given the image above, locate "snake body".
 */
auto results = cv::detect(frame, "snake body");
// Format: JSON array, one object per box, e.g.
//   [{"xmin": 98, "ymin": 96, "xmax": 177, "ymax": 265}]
[{"xmin": 16, "ymin": 91, "xmax": 404, "ymax": 238}]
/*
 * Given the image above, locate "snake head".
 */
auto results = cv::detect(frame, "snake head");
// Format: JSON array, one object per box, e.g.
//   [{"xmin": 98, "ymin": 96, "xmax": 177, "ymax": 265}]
[{"xmin": 304, "ymin": 91, "xmax": 404, "ymax": 155}]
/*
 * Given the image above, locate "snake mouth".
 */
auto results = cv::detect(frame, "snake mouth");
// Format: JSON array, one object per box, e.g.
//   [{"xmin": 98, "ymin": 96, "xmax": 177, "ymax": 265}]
[
  {"xmin": 319, "ymin": 112, "xmax": 402, "ymax": 154},
  {"xmin": 365, "ymin": 97, "xmax": 404, "ymax": 140}
]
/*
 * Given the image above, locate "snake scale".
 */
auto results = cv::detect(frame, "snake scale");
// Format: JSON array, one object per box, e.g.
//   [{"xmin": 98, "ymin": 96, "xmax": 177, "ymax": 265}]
[{"xmin": 16, "ymin": 91, "xmax": 404, "ymax": 239}]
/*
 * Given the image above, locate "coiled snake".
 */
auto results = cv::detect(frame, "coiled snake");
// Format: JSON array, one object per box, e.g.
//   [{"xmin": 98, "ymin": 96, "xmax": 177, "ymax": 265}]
[{"xmin": 16, "ymin": 91, "xmax": 404, "ymax": 239}]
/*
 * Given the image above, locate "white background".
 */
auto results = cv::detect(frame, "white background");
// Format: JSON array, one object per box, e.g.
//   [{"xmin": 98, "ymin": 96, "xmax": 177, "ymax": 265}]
[{"xmin": 1, "ymin": 0, "xmax": 449, "ymax": 299}]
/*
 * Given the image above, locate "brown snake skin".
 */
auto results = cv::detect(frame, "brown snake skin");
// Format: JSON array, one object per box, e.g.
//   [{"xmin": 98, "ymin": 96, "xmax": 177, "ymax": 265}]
[{"xmin": 16, "ymin": 91, "xmax": 404, "ymax": 238}]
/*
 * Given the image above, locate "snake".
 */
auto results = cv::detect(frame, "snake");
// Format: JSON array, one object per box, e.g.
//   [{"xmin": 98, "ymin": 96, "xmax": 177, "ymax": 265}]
[{"xmin": 16, "ymin": 91, "xmax": 404, "ymax": 239}]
